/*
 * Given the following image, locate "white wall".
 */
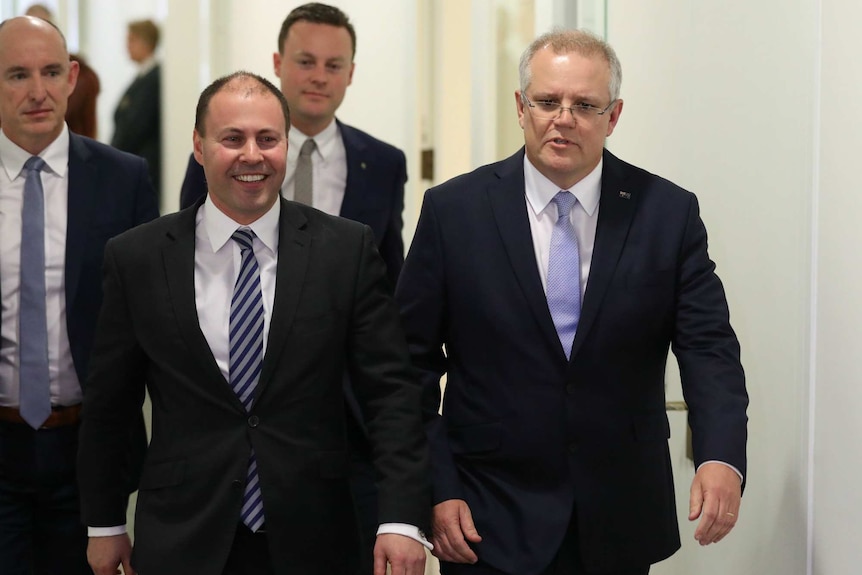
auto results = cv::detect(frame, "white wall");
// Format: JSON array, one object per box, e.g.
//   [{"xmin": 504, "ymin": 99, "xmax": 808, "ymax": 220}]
[{"xmin": 606, "ymin": 1, "xmax": 816, "ymax": 573}]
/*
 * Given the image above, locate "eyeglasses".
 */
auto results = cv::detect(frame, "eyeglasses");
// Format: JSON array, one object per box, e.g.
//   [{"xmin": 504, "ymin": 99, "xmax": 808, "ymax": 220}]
[{"xmin": 521, "ymin": 94, "xmax": 617, "ymax": 121}]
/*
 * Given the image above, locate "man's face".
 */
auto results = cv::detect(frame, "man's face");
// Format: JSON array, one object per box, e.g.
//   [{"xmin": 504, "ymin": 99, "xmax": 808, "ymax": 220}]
[
  {"xmin": 193, "ymin": 81, "xmax": 287, "ymax": 225},
  {"xmin": 0, "ymin": 17, "xmax": 78, "ymax": 155},
  {"xmin": 516, "ymin": 48, "xmax": 622, "ymax": 190},
  {"xmin": 273, "ymin": 21, "xmax": 354, "ymax": 134},
  {"xmin": 126, "ymin": 32, "xmax": 151, "ymax": 63}
]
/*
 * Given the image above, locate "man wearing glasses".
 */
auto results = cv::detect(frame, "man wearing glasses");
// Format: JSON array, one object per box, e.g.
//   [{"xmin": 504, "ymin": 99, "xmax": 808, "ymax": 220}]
[{"xmin": 395, "ymin": 29, "xmax": 748, "ymax": 575}]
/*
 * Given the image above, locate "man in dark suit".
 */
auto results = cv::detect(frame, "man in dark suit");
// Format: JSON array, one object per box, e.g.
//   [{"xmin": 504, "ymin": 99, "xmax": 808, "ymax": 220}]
[
  {"xmin": 111, "ymin": 19, "xmax": 161, "ymax": 201},
  {"xmin": 180, "ymin": 7, "xmax": 407, "ymax": 572},
  {"xmin": 0, "ymin": 16, "xmax": 158, "ymax": 575},
  {"xmin": 395, "ymin": 30, "xmax": 749, "ymax": 575},
  {"xmin": 78, "ymin": 71, "xmax": 430, "ymax": 575}
]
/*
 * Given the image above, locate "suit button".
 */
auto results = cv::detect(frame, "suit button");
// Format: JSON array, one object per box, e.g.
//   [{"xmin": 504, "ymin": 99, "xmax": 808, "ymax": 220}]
[
  {"xmin": 231, "ymin": 479, "xmax": 243, "ymax": 489},
  {"xmin": 248, "ymin": 415, "xmax": 259, "ymax": 428}
]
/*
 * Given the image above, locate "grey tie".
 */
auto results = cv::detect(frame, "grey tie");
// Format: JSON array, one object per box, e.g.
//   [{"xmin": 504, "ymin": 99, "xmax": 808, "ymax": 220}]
[
  {"xmin": 19, "ymin": 156, "xmax": 51, "ymax": 429},
  {"xmin": 294, "ymin": 138, "xmax": 316, "ymax": 206}
]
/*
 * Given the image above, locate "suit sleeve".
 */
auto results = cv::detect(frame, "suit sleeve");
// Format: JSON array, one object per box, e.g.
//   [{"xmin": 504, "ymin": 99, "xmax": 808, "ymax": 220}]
[
  {"xmin": 394, "ymin": 193, "xmax": 464, "ymax": 505},
  {"xmin": 179, "ymin": 153, "xmax": 207, "ymax": 210},
  {"xmin": 78, "ymin": 240, "xmax": 149, "ymax": 526},
  {"xmin": 133, "ymin": 154, "xmax": 160, "ymax": 223},
  {"xmin": 377, "ymin": 149, "xmax": 407, "ymax": 288},
  {"xmin": 347, "ymin": 226, "xmax": 431, "ymax": 531},
  {"xmin": 671, "ymin": 195, "xmax": 748, "ymax": 481}
]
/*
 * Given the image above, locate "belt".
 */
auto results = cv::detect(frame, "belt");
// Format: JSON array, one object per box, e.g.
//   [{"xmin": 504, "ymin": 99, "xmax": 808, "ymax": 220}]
[{"xmin": 0, "ymin": 404, "xmax": 82, "ymax": 428}]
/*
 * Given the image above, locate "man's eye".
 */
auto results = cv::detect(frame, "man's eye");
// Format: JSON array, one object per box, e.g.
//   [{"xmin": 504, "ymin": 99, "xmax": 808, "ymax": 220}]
[
  {"xmin": 575, "ymin": 103, "xmax": 596, "ymax": 112},
  {"xmin": 536, "ymin": 100, "xmax": 558, "ymax": 110}
]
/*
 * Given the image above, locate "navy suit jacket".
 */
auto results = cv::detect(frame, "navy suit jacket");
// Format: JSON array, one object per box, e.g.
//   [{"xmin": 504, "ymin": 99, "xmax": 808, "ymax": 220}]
[
  {"xmin": 179, "ymin": 119, "xmax": 406, "ymax": 288},
  {"xmin": 395, "ymin": 149, "xmax": 748, "ymax": 574},
  {"xmin": 1, "ymin": 133, "xmax": 158, "ymax": 488},
  {"xmin": 78, "ymin": 198, "xmax": 430, "ymax": 575}
]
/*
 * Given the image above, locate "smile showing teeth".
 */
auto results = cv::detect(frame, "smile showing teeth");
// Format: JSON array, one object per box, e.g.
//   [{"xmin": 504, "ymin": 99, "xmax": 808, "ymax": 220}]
[
  {"xmin": 235, "ymin": 174, "xmax": 265, "ymax": 182},
  {"xmin": 553, "ymin": 138, "xmax": 570, "ymax": 144}
]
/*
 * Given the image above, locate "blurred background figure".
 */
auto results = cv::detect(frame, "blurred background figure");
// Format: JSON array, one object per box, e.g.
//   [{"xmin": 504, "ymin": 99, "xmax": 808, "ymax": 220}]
[
  {"xmin": 111, "ymin": 18, "xmax": 161, "ymax": 201},
  {"xmin": 23, "ymin": 4, "xmax": 52, "ymax": 21},
  {"xmin": 67, "ymin": 55, "xmax": 100, "ymax": 138}
]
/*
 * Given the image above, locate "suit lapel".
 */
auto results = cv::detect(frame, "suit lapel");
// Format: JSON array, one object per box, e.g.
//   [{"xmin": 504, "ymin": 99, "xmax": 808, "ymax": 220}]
[
  {"xmin": 257, "ymin": 199, "xmax": 310, "ymax": 395},
  {"xmin": 161, "ymin": 202, "xmax": 237, "ymax": 406},
  {"xmin": 337, "ymin": 120, "xmax": 368, "ymax": 221},
  {"xmin": 570, "ymin": 150, "xmax": 637, "ymax": 358},
  {"xmin": 65, "ymin": 135, "xmax": 96, "ymax": 312},
  {"xmin": 488, "ymin": 150, "xmax": 562, "ymax": 355}
]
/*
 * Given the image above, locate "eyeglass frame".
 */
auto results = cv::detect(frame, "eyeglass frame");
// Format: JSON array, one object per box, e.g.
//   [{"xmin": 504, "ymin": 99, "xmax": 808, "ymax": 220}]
[{"xmin": 520, "ymin": 93, "xmax": 618, "ymax": 120}]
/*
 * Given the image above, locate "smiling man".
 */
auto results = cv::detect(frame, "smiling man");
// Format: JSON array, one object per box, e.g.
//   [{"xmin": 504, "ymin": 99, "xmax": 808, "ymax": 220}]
[
  {"xmin": 78, "ymin": 71, "xmax": 430, "ymax": 575},
  {"xmin": 396, "ymin": 29, "xmax": 749, "ymax": 575}
]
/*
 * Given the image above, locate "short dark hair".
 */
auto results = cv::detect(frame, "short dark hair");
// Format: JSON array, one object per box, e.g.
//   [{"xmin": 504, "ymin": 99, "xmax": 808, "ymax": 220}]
[
  {"xmin": 277, "ymin": 3, "xmax": 356, "ymax": 58},
  {"xmin": 194, "ymin": 71, "xmax": 290, "ymax": 136}
]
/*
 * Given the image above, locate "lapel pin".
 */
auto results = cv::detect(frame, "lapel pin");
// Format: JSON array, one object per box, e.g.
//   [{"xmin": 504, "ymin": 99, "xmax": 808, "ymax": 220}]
[
  {"xmin": 360, "ymin": 162, "xmax": 367, "ymax": 170},
  {"xmin": 619, "ymin": 191, "xmax": 631, "ymax": 200}
]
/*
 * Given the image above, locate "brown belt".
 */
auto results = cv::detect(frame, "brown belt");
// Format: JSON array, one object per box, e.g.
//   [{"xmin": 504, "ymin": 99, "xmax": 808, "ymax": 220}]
[{"xmin": 0, "ymin": 404, "xmax": 82, "ymax": 428}]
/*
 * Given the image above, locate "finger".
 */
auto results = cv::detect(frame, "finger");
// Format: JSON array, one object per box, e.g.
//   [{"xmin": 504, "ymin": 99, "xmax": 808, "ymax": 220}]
[
  {"xmin": 459, "ymin": 503, "xmax": 482, "ymax": 543},
  {"xmin": 373, "ymin": 545, "xmax": 387, "ymax": 575},
  {"xmin": 688, "ymin": 478, "xmax": 704, "ymax": 521},
  {"xmin": 442, "ymin": 524, "xmax": 478, "ymax": 563},
  {"xmin": 693, "ymin": 493, "xmax": 719, "ymax": 544}
]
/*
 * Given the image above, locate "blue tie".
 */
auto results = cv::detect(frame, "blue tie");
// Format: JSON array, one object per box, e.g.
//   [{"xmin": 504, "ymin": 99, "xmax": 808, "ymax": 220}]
[
  {"xmin": 19, "ymin": 157, "xmax": 51, "ymax": 429},
  {"xmin": 546, "ymin": 191, "xmax": 581, "ymax": 359},
  {"xmin": 230, "ymin": 228, "xmax": 265, "ymax": 531}
]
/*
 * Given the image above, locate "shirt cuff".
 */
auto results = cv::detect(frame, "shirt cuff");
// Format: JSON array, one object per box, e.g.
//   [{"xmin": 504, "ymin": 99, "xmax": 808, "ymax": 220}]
[
  {"xmin": 88, "ymin": 525, "xmax": 127, "ymax": 537},
  {"xmin": 377, "ymin": 523, "xmax": 434, "ymax": 551},
  {"xmin": 697, "ymin": 460, "xmax": 744, "ymax": 483}
]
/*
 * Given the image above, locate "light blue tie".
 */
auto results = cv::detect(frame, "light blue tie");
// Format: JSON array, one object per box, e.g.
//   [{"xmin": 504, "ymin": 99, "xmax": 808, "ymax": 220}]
[
  {"xmin": 546, "ymin": 191, "xmax": 581, "ymax": 359},
  {"xmin": 19, "ymin": 156, "xmax": 51, "ymax": 429},
  {"xmin": 230, "ymin": 228, "xmax": 265, "ymax": 532}
]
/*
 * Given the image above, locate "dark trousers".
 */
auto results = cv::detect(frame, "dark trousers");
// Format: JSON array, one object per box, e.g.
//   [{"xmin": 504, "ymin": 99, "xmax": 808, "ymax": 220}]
[
  {"xmin": 0, "ymin": 421, "xmax": 89, "ymax": 575},
  {"xmin": 441, "ymin": 509, "xmax": 649, "ymax": 575},
  {"xmin": 222, "ymin": 523, "xmax": 274, "ymax": 575}
]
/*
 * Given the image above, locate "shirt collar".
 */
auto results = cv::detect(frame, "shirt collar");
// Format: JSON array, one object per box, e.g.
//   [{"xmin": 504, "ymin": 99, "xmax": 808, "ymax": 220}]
[
  {"xmin": 201, "ymin": 195, "xmax": 280, "ymax": 255},
  {"xmin": 288, "ymin": 118, "xmax": 339, "ymax": 161},
  {"xmin": 0, "ymin": 124, "xmax": 70, "ymax": 181},
  {"xmin": 524, "ymin": 154, "xmax": 602, "ymax": 217},
  {"xmin": 137, "ymin": 56, "xmax": 158, "ymax": 77}
]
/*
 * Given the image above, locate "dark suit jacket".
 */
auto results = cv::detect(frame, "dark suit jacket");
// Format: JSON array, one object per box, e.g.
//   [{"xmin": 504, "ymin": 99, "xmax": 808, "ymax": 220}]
[
  {"xmin": 78, "ymin": 198, "xmax": 430, "ymax": 575},
  {"xmin": 111, "ymin": 64, "xmax": 161, "ymax": 198},
  {"xmin": 395, "ymin": 149, "xmax": 748, "ymax": 574},
  {"xmin": 0, "ymin": 133, "xmax": 158, "ymax": 488},
  {"xmin": 179, "ymin": 119, "xmax": 406, "ymax": 288}
]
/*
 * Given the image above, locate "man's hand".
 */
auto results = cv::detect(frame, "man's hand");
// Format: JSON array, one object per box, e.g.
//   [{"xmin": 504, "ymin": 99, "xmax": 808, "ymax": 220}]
[
  {"xmin": 87, "ymin": 533, "xmax": 135, "ymax": 575},
  {"xmin": 689, "ymin": 462, "xmax": 742, "ymax": 545},
  {"xmin": 373, "ymin": 533, "xmax": 426, "ymax": 575},
  {"xmin": 430, "ymin": 498, "xmax": 482, "ymax": 563}
]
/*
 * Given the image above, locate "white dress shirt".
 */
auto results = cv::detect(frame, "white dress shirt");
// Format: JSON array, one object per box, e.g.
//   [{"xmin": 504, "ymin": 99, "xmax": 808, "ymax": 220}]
[
  {"xmin": 282, "ymin": 119, "xmax": 347, "ymax": 216},
  {"xmin": 0, "ymin": 125, "xmax": 82, "ymax": 407}
]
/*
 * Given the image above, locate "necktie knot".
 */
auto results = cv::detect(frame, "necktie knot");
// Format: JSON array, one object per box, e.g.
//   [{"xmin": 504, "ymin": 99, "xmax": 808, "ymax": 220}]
[
  {"xmin": 231, "ymin": 228, "xmax": 256, "ymax": 251},
  {"xmin": 552, "ymin": 191, "xmax": 577, "ymax": 220},
  {"xmin": 23, "ymin": 156, "xmax": 46, "ymax": 176},
  {"xmin": 299, "ymin": 138, "xmax": 316, "ymax": 157}
]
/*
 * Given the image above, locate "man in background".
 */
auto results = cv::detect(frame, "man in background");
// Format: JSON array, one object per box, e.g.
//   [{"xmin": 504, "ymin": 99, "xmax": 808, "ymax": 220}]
[
  {"xmin": 396, "ymin": 29, "xmax": 748, "ymax": 575},
  {"xmin": 0, "ymin": 16, "xmax": 158, "ymax": 575},
  {"xmin": 180, "ymin": 5, "xmax": 408, "ymax": 573},
  {"xmin": 79, "ymin": 71, "xmax": 429, "ymax": 575},
  {"xmin": 112, "ymin": 19, "xmax": 162, "ymax": 201}
]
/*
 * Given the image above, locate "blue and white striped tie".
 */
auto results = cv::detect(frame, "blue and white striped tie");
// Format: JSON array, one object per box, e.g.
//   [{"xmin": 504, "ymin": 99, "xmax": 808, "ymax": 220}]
[
  {"xmin": 230, "ymin": 228, "xmax": 265, "ymax": 532},
  {"xmin": 546, "ymin": 191, "xmax": 581, "ymax": 359}
]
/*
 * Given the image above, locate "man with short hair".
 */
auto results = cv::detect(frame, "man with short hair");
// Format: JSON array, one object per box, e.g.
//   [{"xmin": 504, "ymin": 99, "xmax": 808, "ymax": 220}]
[
  {"xmin": 112, "ymin": 18, "xmax": 162, "ymax": 200},
  {"xmin": 78, "ymin": 71, "xmax": 430, "ymax": 575},
  {"xmin": 396, "ymin": 29, "xmax": 749, "ymax": 575},
  {"xmin": 180, "ymin": 6, "xmax": 410, "ymax": 573},
  {"xmin": 0, "ymin": 15, "xmax": 158, "ymax": 575}
]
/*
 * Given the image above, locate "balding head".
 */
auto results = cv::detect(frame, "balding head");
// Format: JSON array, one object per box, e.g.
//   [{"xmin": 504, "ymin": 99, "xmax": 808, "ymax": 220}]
[{"xmin": 0, "ymin": 16, "xmax": 78, "ymax": 154}]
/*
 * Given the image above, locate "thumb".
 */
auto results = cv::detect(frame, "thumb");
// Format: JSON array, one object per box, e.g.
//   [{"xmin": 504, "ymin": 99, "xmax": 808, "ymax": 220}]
[
  {"xmin": 689, "ymin": 477, "xmax": 704, "ymax": 521},
  {"xmin": 459, "ymin": 503, "xmax": 483, "ymax": 542}
]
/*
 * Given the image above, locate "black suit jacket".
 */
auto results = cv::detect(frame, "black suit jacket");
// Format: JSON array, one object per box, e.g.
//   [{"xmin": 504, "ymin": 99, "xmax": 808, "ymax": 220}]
[
  {"xmin": 179, "ymin": 119, "xmax": 406, "ymax": 287},
  {"xmin": 0, "ymin": 133, "xmax": 158, "ymax": 488},
  {"xmin": 78, "ymin": 198, "xmax": 430, "ymax": 575},
  {"xmin": 395, "ymin": 149, "xmax": 748, "ymax": 574},
  {"xmin": 111, "ymin": 65, "xmax": 161, "ymax": 197}
]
